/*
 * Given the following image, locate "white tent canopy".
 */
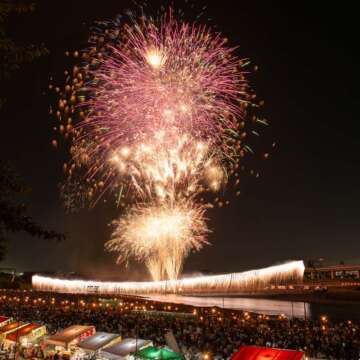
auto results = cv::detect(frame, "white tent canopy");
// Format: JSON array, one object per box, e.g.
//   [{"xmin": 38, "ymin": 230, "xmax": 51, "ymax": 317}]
[
  {"xmin": 45, "ymin": 325, "xmax": 95, "ymax": 349},
  {"xmin": 78, "ymin": 332, "xmax": 121, "ymax": 352},
  {"xmin": 100, "ymin": 338, "xmax": 152, "ymax": 359}
]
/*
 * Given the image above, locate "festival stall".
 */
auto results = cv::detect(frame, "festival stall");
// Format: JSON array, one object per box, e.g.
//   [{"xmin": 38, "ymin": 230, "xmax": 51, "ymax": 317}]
[
  {"xmin": 231, "ymin": 346, "xmax": 305, "ymax": 360},
  {"xmin": 135, "ymin": 347, "xmax": 184, "ymax": 360},
  {"xmin": 0, "ymin": 322, "xmax": 28, "ymax": 344},
  {"xmin": 44, "ymin": 325, "xmax": 95, "ymax": 356},
  {"xmin": 2, "ymin": 323, "xmax": 47, "ymax": 357},
  {"xmin": 5, "ymin": 323, "xmax": 46, "ymax": 347},
  {"xmin": 99, "ymin": 338, "xmax": 152, "ymax": 360},
  {"xmin": 75, "ymin": 332, "xmax": 121, "ymax": 358}
]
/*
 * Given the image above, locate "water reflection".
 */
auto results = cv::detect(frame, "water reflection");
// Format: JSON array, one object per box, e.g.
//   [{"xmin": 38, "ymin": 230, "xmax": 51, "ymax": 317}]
[{"xmin": 146, "ymin": 294, "xmax": 311, "ymax": 319}]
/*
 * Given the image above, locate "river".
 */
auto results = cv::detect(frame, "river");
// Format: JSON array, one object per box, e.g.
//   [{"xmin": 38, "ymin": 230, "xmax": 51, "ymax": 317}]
[{"xmin": 146, "ymin": 294, "xmax": 360, "ymax": 322}]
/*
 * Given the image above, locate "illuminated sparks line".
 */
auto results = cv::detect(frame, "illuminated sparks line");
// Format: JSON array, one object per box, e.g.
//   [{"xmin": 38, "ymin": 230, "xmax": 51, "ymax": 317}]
[{"xmin": 32, "ymin": 261, "xmax": 304, "ymax": 295}]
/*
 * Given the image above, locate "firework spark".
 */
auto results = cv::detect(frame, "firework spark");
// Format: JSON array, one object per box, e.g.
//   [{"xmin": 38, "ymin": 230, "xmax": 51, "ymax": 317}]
[
  {"xmin": 106, "ymin": 201, "xmax": 209, "ymax": 281},
  {"xmin": 84, "ymin": 15, "xmax": 245, "ymax": 145},
  {"xmin": 32, "ymin": 261, "xmax": 305, "ymax": 295},
  {"xmin": 51, "ymin": 8, "xmax": 268, "ymax": 281},
  {"xmin": 108, "ymin": 130, "xmax": 223, "ymax": 204},
  {"xmin": 54, "ymin": 10, "xmax": 255, "ymax": 207}
]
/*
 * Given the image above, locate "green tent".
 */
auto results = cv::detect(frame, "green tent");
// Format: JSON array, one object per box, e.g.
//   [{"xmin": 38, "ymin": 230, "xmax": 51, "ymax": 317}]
[{"xmin": 135, "ymin": 346, "xmax": 184, "ymax": 360}]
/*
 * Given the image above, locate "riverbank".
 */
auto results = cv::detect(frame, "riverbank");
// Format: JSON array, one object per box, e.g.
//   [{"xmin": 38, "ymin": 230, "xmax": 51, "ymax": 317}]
[{"xmin": 235, "ymin": 288, "xmax": 360, "ymax": 305}]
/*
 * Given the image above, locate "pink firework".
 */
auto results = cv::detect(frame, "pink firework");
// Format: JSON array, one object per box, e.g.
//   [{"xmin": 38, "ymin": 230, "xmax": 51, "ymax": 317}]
[
  {"xmin": 50, "ymin": 8, "xmax": 269, "ymax": 280},
  {"xmin": 65, "ymin": 11, "xmax": 251, "ymax": 201},
  {"xmin": 83, "ymin": 12, "xmax": 248, "ymax": 148}
]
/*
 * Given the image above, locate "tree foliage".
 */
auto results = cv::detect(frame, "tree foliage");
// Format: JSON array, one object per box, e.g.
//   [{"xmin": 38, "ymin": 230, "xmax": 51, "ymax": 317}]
[
  {"xmin": 0, "ymin": 1, "xmax": 64, "ymax": 260},
  {"xmin": 0, "ymin": 162, "xmax": 65, "ymax": 260},
  {"xmin": 0, "ymin": 0, "xmax": 48, "ymax": 107}
]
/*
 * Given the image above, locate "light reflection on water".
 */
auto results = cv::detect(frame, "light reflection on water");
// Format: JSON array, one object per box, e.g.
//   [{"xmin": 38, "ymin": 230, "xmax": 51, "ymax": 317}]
[{"xmin": 146, "ymin": 294, "xmax": 311, "ymax": 319}]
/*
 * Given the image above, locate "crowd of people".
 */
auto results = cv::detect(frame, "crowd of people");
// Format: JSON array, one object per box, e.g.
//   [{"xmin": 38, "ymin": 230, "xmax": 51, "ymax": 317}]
[{"xmin": 0, "ymin": 290, "xmax": 359, "ymax": 359}]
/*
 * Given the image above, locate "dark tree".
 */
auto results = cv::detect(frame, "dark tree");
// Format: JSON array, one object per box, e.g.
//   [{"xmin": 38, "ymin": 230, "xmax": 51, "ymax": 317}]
[
  {"xmin": 0, "ymin": 162, "xmax": 64, "ymax": 260},
  {"xmin": 0, "ymin": 1, "xmax": 63, "ymax": 260},
  {"xmin": 0, "ymin": 0, "xmax": 48, "ymax": 107}
]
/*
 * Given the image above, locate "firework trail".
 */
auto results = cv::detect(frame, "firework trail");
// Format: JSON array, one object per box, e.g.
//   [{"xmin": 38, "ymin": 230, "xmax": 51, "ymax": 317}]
[
  {"xmin": 109, "ymin": 131, "xmax": 223, "ymax": 203},
  {"xmin": 106, "ymin": 201, "xmax": 209, "ymax": 281},
  {"xmin": 51, "ymin": 8, "xmax": 268, "ymax": 280}
]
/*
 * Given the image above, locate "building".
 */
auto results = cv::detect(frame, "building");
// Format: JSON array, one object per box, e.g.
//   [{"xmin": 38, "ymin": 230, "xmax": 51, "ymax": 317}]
[{"xmin": 304, "ymin": 264, "xmax": 360, "ymax": 282}]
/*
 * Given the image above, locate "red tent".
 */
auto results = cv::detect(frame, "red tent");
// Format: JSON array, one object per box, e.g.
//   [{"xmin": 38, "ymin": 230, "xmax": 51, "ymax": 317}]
[
  {"xmin": 0, "ymin": 317, "xmax": 9, "ymax": 323},
  {"xmin": 6, "ymin": 323, "xmax": 42, "ymax": 342},
  {"xmin": 232, "ymin": 346, "xmax": 304, "ymax": 360}
]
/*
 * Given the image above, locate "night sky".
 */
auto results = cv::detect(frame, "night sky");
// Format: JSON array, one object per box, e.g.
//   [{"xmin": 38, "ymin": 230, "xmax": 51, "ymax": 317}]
[{"xmin": 1, "ymin": 1, "xmax": 359, "ymax": 279}]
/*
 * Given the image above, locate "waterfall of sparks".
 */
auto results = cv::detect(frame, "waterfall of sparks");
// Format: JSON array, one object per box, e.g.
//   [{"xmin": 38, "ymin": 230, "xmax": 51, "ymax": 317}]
[
  {"xmin": 32, "ymin": 261, "xmax": 305, "ymax": 295},
  {"xmin": 52, "ymin": 9, "xmax": 267, "ymax": 281}
]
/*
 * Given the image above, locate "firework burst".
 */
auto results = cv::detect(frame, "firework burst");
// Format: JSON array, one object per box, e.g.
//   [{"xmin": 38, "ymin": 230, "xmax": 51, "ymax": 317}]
[
  {"xmin": 109, "ymin": 130, "xmax": 223, "ymax": 204},
  {"xmin": 51, "ymin": 7, "xmax": 269, "ymax": 281},
  {"xmin": 106, "ymin": 201, "xmax": 209, "ymax": 281},
  {"xmin": 53, "ymin": 10, "xmax": 257, "ymax": 207},
  {"xmin": 84, "ymin": 13, "xmax": 246, "ymax": 149}
]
